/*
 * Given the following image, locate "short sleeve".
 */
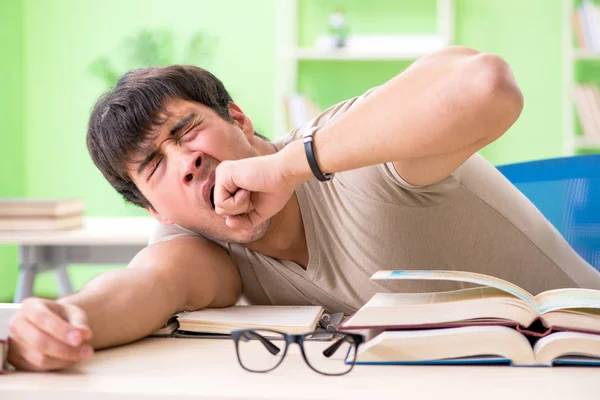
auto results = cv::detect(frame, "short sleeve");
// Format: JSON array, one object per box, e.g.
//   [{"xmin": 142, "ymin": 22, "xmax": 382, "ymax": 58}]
[{"xmin": 333, "ymin": 161, "xmax": 461, "ymax": 208}]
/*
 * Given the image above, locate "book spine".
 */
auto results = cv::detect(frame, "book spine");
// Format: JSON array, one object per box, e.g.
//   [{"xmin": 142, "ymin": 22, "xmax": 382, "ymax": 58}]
[
  {"xmin": 579, "ymin": 6, "xmax": 592, "ymax": 50},
  {"xmin": 573, "ymin": 85, "xmax": 597, "ymax": 138},
  {"xmin": 582, "ymin": 0, "xmax": 599, "ymax": 50},
  {"xmin": 588, "ymin": 83, "xmax": 600, "ymax": 140},
  {"xmin": 583, "ymin": 84, "xmax": 600, "ymax": 138},
  {"xmin": 574, "ymin": 9, "xmax": 587, "ymax": 49}
]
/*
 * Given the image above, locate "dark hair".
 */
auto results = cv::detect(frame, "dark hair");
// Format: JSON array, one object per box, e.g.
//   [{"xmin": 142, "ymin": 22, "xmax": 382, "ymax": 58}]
[{"xmin": 87, "ymin": 65, "xmax": 237, "ymax": 208}]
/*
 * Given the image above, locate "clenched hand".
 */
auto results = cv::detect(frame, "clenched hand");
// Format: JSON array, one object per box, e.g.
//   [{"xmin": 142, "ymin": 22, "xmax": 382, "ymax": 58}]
[
  {"xmin": 214, "ymin": 152, "xmax": 302, "ymax": 231},
  {"xmin": 7, "ymin": 298, "xmax": 93, "ymax": 371}
]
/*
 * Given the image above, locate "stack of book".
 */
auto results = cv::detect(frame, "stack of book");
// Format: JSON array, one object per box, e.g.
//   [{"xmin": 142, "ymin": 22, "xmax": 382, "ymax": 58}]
[
  {"xmin": 0, "ymin": 198, "xmax": 84, "ymax": 231},
  {"xmin": 573, "ymin": 0, "xmax": 600, "ymax": 51},
  {"xmin": 573, "ymin": 83, "xmax": 600, "ymax": 142},
  {"xmin": 340, "ymin": 270, "xmax": 600, "ymax": 367}
]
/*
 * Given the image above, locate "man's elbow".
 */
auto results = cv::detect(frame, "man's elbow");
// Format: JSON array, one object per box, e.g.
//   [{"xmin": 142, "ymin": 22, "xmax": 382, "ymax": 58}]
[{"xmin": 471, "ymin": 53, "xmax": 524, "ymax": 142}]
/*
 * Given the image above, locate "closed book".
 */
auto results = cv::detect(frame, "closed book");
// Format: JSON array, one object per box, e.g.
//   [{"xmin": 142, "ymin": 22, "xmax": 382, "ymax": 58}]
[
  {"xmin": 151, "ymin": 305, "xmax": 325, "ymax": 337},
  {"xmin": 0, "ymin": 339, "xmax": 6, "ymax": 374},
  {"xmin": 349, "ymin": 326, "xmax": 600, "ymax": 367},
  {"xmin": 0, "ymin": 198, "xmax": 84, "ymax": 217},
  {"xmin": 341, "ymin": 270, "xmax": 600, "ymax": 367},
  {"xmin": 0, "ymin": 214, "xmax": 83, "ymax": 231},
  {"xmin": 0, "ymin": 303, "xmax": 20, "ymax": 374}
]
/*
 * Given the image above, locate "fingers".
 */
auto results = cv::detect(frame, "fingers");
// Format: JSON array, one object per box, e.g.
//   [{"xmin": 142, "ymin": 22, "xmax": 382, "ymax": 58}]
[
  {"xmin": 63, "ymin": 303, "xmax": 93, "ymax": 342},
  {"xmin": 214, "ymin": 161, "xmax": 242, "ymax": 213},
  {"xmin": 8, "ymin": 298, "xmax": 94, "ymax": 371},
  {"xmin": 8, "ymin": 336, "xmax": 75, "ymax": 372},
  {"xmin": 21, "ymin": 298, "xmax": 84, "ymax": 347},
  {"xmin": 10, "ymin": 317, "xmax": 92, "ymax": 364},
  {"xmin": 9, "ymin": 334, "xmax": 92, "ymax": 372},
  {"xmin": 215, "ymin": 189, "xmax": 251, "ymax": 217}
]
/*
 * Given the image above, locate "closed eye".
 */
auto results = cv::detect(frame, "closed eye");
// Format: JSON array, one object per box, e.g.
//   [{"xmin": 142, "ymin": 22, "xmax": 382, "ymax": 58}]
[
  {"xmin": 176, "ymin": 124, "xmax": 201, "ymax": 145},
  {"xmin": 149, "ymin": 158, "xmax": 162, "ymax": 179}
]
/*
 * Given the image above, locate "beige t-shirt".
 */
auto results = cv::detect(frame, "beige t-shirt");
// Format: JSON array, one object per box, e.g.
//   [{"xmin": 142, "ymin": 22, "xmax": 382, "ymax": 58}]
[{"xmin": 150, "ymin": 91, "xmax": 600, "ymax": 315}]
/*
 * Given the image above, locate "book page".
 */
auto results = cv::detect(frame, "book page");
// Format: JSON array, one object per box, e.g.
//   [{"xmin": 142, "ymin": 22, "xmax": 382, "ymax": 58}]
[
  {"xmin": 366, "ymin": 286, "xmax": 511, "ymax": 307},
  {"xmin": 371, "ymin": 270, "xmax": 538, "ymax": 311},
  {"xmin": 536, "ymin": 289, "xmax": 600, "ymax": 314}
]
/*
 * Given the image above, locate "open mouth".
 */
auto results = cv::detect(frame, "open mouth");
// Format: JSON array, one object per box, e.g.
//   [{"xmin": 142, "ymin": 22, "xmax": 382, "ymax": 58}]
[{"xmin": 209, "ymin": 185, "xmax": 215, "ymax": 209}]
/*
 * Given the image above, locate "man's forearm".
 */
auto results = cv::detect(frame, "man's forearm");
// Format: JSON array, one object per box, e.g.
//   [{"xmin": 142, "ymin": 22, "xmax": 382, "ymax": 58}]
[
  {"xmin": 282, "ymin": 46, "xmax": 523, "ymax": 186},
  {"xmin": 59, "ymin": 267, "xmax": 184, "ymax": 349}
]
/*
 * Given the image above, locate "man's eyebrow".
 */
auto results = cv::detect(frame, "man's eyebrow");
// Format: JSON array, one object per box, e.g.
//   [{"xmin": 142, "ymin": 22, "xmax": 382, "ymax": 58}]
[
  {"xmin": 169, "ymin": 113, "xmax": 196, "ymax": 137},
  {"xmin": 136, "ymin": 113, "xmax": 196, "ymax": 178},
  {"xmin": 137, "ymin": 148, "xmax": 160, "ymax": 176}
]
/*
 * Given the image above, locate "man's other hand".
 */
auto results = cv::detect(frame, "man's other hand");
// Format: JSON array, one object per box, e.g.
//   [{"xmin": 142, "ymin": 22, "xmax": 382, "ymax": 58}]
[
  {"xmin": 7, "ymin": 298, "xmax": 94, "ymax": 371},
  {"xmin": 214, "ymin": 152, "xmax": 298, "ymax": 231}
]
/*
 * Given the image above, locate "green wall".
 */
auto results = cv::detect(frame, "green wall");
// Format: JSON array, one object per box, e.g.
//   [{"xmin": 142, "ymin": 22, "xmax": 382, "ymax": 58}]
[
  {"xmin": 456, "ymin": 0, "xmax": 564, "ymax": 164},
  {"xmin": 1, "ymin": 0, "xmax": 277, "ymax": 300},
  {"xmin": 0, "ymin": 0, "xmax": 25, "ymax": 302},
  {"xmin": 0, "ymin": 0, "xmax": 572, "ymax": 301}
]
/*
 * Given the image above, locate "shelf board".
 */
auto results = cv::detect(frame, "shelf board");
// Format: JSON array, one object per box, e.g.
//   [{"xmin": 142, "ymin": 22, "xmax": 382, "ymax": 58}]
[
  {"xmin": 293, "ymin": 48, "xmax": 438, "ymax": 61},
  {"xmin": 574, "ymin": 136, "xmax": 600, "ymax": 148},
  {"xmin": 573, "ymin": 49, "xmax": 600, "ymax": 60}
]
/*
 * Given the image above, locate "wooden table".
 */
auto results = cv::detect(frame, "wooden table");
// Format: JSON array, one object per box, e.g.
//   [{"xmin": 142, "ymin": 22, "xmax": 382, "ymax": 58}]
[
  {"xmin": 1, "ymin": 336, "xmax": 600, "ymax": 400},
  {"xmin": 0, "ymin": 217, "xmax": 154, "ymax": 302}
]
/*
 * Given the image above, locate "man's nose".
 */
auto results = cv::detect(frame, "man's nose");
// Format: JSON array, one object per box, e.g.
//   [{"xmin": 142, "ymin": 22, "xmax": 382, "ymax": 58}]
[{"xmin": 180, "ymin": 153, "xmax": 203, "ymax": 185}]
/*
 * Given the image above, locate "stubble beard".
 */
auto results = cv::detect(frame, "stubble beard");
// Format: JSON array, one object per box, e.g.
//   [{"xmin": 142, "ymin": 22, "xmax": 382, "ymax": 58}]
[{"xmin": 182, "ymin": 218, "xmax": 271, "ymax": 246}]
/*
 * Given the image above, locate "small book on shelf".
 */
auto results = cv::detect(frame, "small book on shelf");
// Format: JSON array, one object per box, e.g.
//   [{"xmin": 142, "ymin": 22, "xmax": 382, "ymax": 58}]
[
  {"xmin": 151, "ymin": 305, "xmax": 325, "ymax": 338},
  {"xmin": 0, "ymin": 198, "xmax": 84, "ymax": 217},
  {"xmin": 340, "ymin": 270, "xmax": 600, "ymax": 367},
  {"xmin": 0, "ymin": 215, "xmax": 83, "ymax": 231}
]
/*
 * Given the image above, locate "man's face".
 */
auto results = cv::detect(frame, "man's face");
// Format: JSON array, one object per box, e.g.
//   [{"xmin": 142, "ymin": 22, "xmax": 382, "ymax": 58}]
[{"xmin": 129, "ymin": 98, "xmax": 270, "ymax": 244}]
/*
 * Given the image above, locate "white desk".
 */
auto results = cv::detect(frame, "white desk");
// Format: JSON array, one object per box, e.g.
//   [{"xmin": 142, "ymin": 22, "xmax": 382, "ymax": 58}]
[
  {"xmin": 0, "ymin": 217, "xmax": 154, "ymax": 302},
  {"xmin": 1, "ymin": 337, "xmax": 600, "ymax": 400}
]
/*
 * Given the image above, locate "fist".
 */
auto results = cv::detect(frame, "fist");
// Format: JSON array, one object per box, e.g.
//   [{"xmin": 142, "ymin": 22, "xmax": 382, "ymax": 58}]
[
  {"xmin": 7, "ymin": 298, "xmax": 94, "ymax": 371},
  {"xmin": 214, "ymin": 153, "xmax": 299, "ymax": 230}
]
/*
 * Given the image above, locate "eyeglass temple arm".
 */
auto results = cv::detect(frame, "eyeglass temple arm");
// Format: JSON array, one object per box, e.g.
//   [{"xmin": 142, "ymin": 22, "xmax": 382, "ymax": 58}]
[
  {"xmin": 322, "ymin": 337, "xmax": 347, "ymax": 358},
  {"xmin": 242, "ymin": 331, "xmax": 281, "ymax": 356}
]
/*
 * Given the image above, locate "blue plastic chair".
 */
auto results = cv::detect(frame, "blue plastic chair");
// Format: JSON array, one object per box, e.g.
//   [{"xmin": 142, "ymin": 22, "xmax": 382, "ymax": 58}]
[{"xmin": 497, "ymin": 154, "xmax": 600, "ymax": 271}]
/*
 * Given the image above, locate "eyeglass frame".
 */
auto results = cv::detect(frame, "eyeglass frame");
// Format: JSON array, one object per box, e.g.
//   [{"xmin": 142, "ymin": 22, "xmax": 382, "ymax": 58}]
[{"xmin": 230, "ymin": 328, "xmax": 365, "ymax": 376}]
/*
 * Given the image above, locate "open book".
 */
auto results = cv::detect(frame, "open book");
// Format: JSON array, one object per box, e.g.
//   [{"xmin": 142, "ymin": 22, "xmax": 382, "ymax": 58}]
[
  {"xmin": 340, "ymin": 270, "xmax": 600, "ymax": 366},
  {"xmin": 152, "ymin": 305, "xmax": 324, "ymax": 337}
]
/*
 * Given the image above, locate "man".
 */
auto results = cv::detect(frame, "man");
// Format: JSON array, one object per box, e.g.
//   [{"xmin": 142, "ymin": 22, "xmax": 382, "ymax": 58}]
[{"xmin": 7, "ymin": 46, "xmax": 600, "ymax": 371}]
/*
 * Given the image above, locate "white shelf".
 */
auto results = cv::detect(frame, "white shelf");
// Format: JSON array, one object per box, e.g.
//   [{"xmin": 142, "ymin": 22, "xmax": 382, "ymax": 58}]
[
  {"xmin": 573, "ymin": 49, "xmax": 600, "ymax": 60},
  {"xmin": 574, "ymin": 136, "xmax": 600, "ymax": 148},
  {"xmin": 294, "ymin": 48, "xmax": 439, "ymax": 61},
  {"xmin": 273, "ymin": 0, "xmax": 455, "ymax": 138}
]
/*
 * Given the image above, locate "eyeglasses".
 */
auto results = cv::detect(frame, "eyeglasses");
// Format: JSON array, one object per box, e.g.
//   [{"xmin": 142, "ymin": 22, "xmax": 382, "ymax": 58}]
[{"xmin": 231, "ymin": 329, "xmax": 364, "ymax": 376}]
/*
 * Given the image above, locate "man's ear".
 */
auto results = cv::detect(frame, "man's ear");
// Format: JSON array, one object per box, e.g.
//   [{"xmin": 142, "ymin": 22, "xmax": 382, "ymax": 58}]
[
  {"xmin": 146, "ymin": 206, "xmax": 174, "ymax": 225},
  {"xmin": 229, "ymin": 102, "xmax": 254, "ymax": 140}
]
